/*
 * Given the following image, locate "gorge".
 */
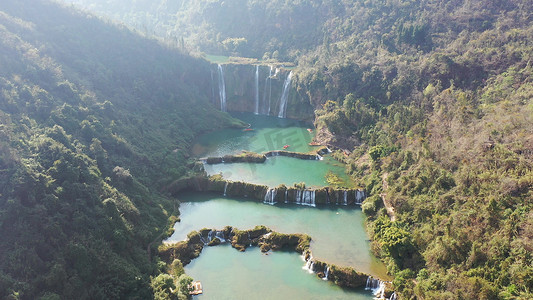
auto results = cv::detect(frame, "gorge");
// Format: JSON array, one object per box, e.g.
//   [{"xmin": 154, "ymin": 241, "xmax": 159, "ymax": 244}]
[{"xmin": 2, "ymin": 1, "xmax": 531, "ymax": 299}]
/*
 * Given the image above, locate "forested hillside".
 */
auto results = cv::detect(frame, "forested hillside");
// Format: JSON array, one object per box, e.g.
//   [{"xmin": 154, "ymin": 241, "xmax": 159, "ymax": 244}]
[
  {"xmin": 2, "ymin": 0, "xmax": 531, "ymax": 299},
  {"xmin": 60, "ymin": 0, "xmax": 533, "ymax": 299},
  {"xmin": 0, "ymin": 1, "xmax": 239, "ymax": 299}
]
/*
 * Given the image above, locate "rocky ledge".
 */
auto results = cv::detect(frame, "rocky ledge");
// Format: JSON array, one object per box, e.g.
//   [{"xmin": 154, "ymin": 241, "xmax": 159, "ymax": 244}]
[
  {"xmin": 202, "ymin": 147, "xmax": 332, "ymax": 165},
  {"xmin": 165, "ymin": 175, "xmax": 366, "ymax": 206},
  {"xmin": 158, "ymin": 225, "xmax": 392, "ymax": 291},
  {"xmin": 204, "ymin": 151, "xmax": 267, "ymax": 164}
]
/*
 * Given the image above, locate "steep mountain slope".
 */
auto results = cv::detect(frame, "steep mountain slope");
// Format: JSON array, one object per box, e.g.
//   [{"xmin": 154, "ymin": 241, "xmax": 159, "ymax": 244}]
[{"xmin": 0, "ymin": 1, "xmax": 238, "ymax": 299}]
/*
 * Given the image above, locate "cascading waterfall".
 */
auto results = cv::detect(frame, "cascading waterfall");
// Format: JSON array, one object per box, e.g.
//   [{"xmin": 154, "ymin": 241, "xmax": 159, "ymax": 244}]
[
  {"xmin": 207, "ymin": 230, "xmax": 215, "ymax": 242},
  {"xmin": 264, "ymin": 188, "xmax": 277, "ymax": 205},
  {"xmin": 202, "ymin": 229, "xmax": 227, "ymax": 245},
  {"xmin": 316, "ymin": 154, "xmax": 324, "ymax": 160},
  {"xmin": 343, "ymin": 190, "xmax": 348, "ymax": 205},
  {"xmin": 254, "ymin": 65, "xmax": 259, "ymax": 115},
  {"xmin": 323, "ymin": 266, "xmax": 330, "ymax": 281},
  {"xmin": 217, "ymin": 64, "xmax": 227, "ymax": 112},
  {"xmin": 223, "ymin": 182, "xmax": 228, "ymax": 196},
  {"xmin": 295, "ymin": 190, "xmax": 316, "ymax": 207},
  {"xmin": 285, "ymin": 190, "xmax": 288, "ymax": 204},
  {"xmin": 389, "ymin": 292, "xmax": 398, "ymax": 300},
  {"xmin": 263, "ymin": 66, "xmax": 273, "ymax": 115},
  {"xmin": 278, "ymin": 71, "xmax": 293, "ymax": 118},
  {"xmin": 365, "ymin": 277, "xmax": 386, "ymax": 299},
  {"xmin": 355, "ymin": 190, "xmax": 365, "ymax": 205},
  {"xmin": 303, "ymin": 255, "xmax": 315, "ymax": 274},
  {"xmin": 207, "ymin": 230, "xmax": 226, "ymax": 243},
  {"xmin": 215, "ymin": 231, "xmax": 226, "ymax": 242}
]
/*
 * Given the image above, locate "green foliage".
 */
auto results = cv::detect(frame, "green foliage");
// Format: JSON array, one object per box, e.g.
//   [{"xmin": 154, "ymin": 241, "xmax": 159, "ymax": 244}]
[
  {"xmin": 150, "ymin": 274, "xmax": 177, "ymax": 300},
  {"xmin": 325, "ymin": 171, "xmax": 345, "ymax": 188},
  {"xmin": 169, "ymin": 259, "xmax": 184, "ymax": 277},
  {"xmin": 177, "ymin": 274, "xmax": 194, "ymax": 296},
  {"xmin": 0, "ymin": 0, "xmax": 237, "ymax": 299}
]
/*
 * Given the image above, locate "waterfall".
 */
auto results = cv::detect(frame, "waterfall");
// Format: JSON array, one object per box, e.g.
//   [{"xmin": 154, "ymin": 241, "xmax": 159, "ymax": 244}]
[
  {"xmin": 263, "ymin": 66, "xmax": 273, "ymax": 115},
  {"xmin": 303, "ymin": 255, "xmax": 314, "ymax": 274},
  {"xmin": 278, "ymin": 71, "xmax": 293, "ymax": 118},
  {"xmin": 323, "ymin": 266, "xmax": 330, "ymax": 281},
  {"xmin": 285, "ymin": 190, "xmax": 288, "ymax": 204},
  {"xmin": 343, "ymin": 190, "xmax": 348, "ymax": 205},
  {"xmin": 254, "ymin": 65, "xmax": 259, "ymax": 115},
  {"xmin": 389, "ymin": 292, "xmax": 398, "ymax": 300},
  {"xmin": 215, "ymin": 231, "xmax": 226, "ymax": 243},
  {"xmin": 217, "ymin": 64, "xmax": 227, "ymax": 112},
  {"xmin": 316, "ymin": 154, "xmax": 323, "ymax": 160},
  {"xmin": 210, "ymin": 69, "xmax": 216, "ymax": 104},
  {"xmin": 203, "ymin": 230, "xmax": 226, "ymax": 244},
  {"xmin": 296, "ymin": 190, "xmax": 316, "ymax": 207},
  {"xmin": 223, "ymin": 182, "xmax": 228, "ymax": 196},
  {"xmin": 355, "ymin": 190, "xmax": 365, "ymax": 205},
  {"xmin": 325, "ymin": 189, "xmax": 330, "ymax": 204},
  {"xmin": 264, "ymin": 188, "xmax": 277, "ymax": 205},
  {"xmin": 365, "ymin": 277, "xmax": 386, "ymax": 299}
]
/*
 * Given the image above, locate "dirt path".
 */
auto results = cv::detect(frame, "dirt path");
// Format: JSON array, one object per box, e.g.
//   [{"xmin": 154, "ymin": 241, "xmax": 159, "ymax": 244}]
[{"xmin": 380, "ymin": 172, "xmax": 396, "ymax": 222}]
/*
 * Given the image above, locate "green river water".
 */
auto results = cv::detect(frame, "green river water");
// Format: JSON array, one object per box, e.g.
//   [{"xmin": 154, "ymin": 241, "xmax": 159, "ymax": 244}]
[
  {"xmin": 173, "ymin": 113, "xmax": 388, "ymax": 299},
  {"xmin": 194, "ymin": 112, "xmax": 354, "ymax": 188},
  {"xmin": 192, "ymin": 112, "xmax": 316, "ymax": 157}
]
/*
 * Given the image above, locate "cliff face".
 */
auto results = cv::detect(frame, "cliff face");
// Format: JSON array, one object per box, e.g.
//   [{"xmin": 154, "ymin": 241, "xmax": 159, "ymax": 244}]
[{"xmin": 211, "ymin": 63, "xmax": 315, "ymax": 120}]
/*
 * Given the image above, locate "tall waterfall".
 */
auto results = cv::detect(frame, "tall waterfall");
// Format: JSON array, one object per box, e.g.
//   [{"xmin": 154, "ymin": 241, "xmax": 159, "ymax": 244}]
[
  {"xmin": 278, "ymin": 71, "xmax": 293, "ymax": 118},
  {"xmin": 217, "ymin": 64, "xmax": 227, "ymax": 112},
  {"xmin": 264, "ymin": 188, "xmax": 277, "ymax": 205},
  {"xmin": 254, "ymin": 65, "xmax": 259, "ymax": 115},
  {"xmin": 223, "ymin": 182, "xmax": 228, "ymax": 196},
  {"xmin": 210, "ymin": 69, "xmax": 216, "ymax": 104},
  {"xmin": 263, "ymin": 66, "xmax": 273, "ymax": 115},
  {"xmin": 295, "ymin": 190, "xmax": 316, "ymax": 207}
]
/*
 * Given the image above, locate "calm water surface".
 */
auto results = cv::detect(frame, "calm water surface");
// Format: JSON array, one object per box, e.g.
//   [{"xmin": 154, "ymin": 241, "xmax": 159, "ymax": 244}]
[
  {"xmin": 192, "ymin": 112, "xmax": 315, "ymax": 157},
  {"xmin": 168, "ymin": 193, "xmax": 388, "ymax": 279},
  {"xmin": 186, "ymin": 245, "xmax": 371, "ymax": 300},
  {"xmin": 197, "ymin": 113, "xmax": 353, "ymax": 187}
]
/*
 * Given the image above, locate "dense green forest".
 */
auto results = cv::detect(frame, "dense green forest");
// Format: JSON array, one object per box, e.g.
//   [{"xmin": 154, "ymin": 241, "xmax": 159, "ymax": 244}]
[
  {"xmin": 2, "ymin": 0, "xmax": 532, "ymax": 299},
  {"xmin": 0, "ymin": 0, "xmax": 240, "ymax": 299}
]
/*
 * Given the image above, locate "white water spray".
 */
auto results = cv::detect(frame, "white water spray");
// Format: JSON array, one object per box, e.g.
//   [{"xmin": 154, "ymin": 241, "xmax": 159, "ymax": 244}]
[
  {"xmin": 217, "ymin": 64, "xmax": 227, "ymax": 112},
  {"xmin": 254, "ymin": 65, "xmax": 259, "ymax": 115},
  {"xmin": 278, "ymin": 71, "xmax": 293, "ymax": 118}
]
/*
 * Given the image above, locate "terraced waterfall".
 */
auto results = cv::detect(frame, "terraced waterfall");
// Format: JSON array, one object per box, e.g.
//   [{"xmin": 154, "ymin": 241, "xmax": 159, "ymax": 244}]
[{"xmin": 165, "ymin": 112, "xmax": 391, "ymax": 299}]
